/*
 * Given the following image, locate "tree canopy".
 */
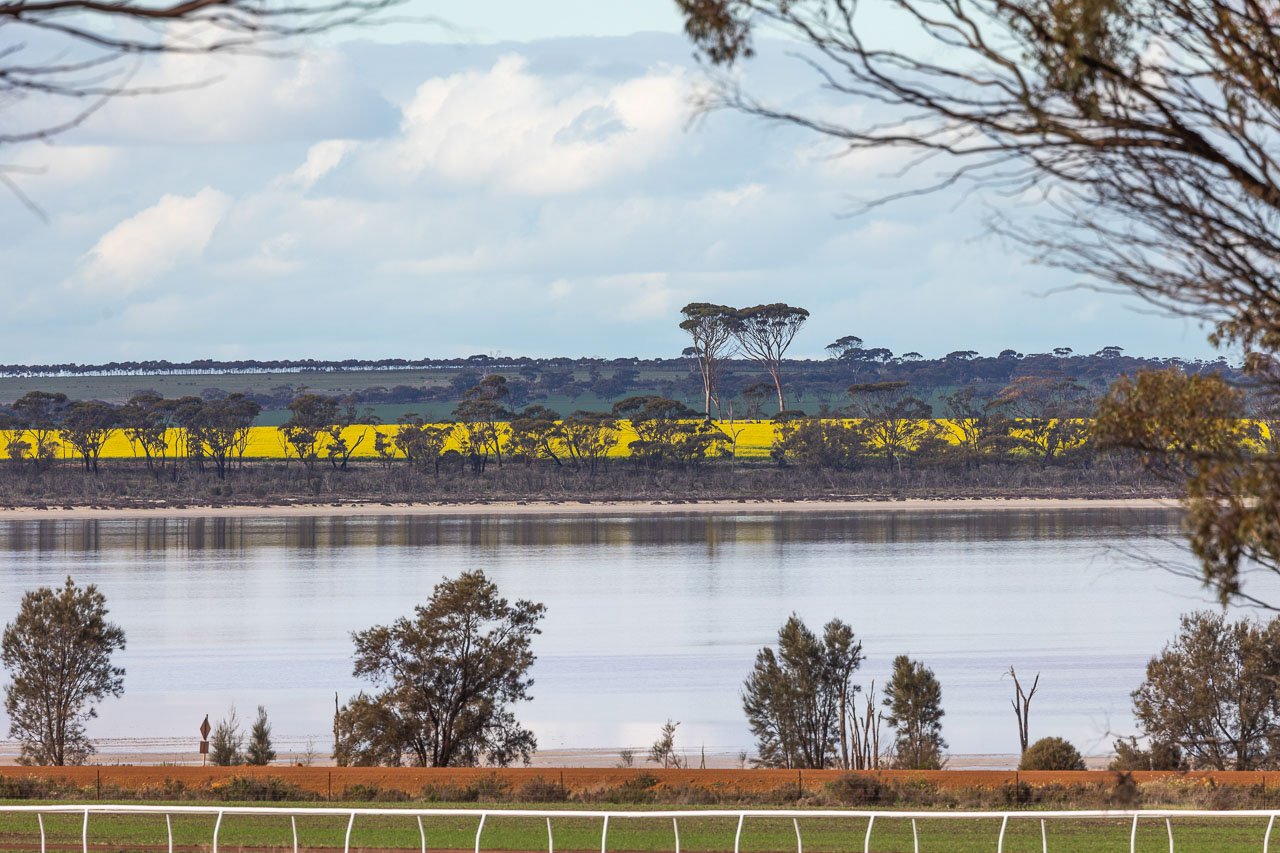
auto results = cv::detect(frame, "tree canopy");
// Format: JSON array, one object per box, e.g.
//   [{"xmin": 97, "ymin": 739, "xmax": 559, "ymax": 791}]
[
  {"xmin": 1, "ymin": 577, "xmax": 125, "ymax": 765},
  {"xmin": 741, "ymin": 614, "xmax": 863, "ymax": 769},
  {"xmin": 337, "ymin": 570, "xmax": 546, "ymax": 767}
]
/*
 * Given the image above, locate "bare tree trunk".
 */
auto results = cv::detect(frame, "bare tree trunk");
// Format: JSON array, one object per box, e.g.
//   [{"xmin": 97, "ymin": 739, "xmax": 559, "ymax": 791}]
[{"xmin": 1009, "ymin": 667, "xmax": 1040, "ymax": 755}]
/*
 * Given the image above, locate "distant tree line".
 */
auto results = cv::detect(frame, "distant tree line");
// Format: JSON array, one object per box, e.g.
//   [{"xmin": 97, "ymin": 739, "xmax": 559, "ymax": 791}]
[
  {"xmin": 0, "ymin": 370, "xmax": 1231, "ymax": 479},
  {"xmin": 0, "ymin": 342, "xmax": 1242, "ymax": 425}
]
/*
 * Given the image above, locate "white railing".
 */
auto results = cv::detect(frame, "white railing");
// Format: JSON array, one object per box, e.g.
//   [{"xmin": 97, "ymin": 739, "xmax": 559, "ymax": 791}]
[{"xmin": 2, "ymin": 805, "xmax": 1278, "ymax": 853}]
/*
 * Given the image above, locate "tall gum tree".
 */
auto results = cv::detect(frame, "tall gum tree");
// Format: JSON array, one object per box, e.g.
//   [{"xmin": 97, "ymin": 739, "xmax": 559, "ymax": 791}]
[
  {"xmin": 733, "ymin": 303, "xmax": 809, "ymax": 414},
  {"xmin": 679, "ymin": 303, "xmax": 739, "ymax": 418}
]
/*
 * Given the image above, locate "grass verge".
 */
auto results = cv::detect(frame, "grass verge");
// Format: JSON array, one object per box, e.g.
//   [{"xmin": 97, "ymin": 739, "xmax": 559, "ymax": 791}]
[{"xmin": 0, "ymin": 802, "xmax": 1272, "ymax": 852}]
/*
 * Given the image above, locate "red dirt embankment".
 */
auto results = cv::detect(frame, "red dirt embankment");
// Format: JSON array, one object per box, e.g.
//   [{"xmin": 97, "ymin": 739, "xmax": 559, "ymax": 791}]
[{"xmin": 2, "ymin": 767, "xmax": 1275, "ymax": 798}]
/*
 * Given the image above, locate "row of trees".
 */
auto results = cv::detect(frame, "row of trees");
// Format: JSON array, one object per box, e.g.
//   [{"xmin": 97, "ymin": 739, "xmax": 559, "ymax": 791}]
[
  {"xmin": 0, "ymin": 391, "xmax": 261, "ymax": 479},
  {"xmin": 0, "ymin": 376, "xmax": 1107, "ymax": 477},
  {"xmin": 11, "ymin": 573, "xmax": 1266, "ymax": 771}
]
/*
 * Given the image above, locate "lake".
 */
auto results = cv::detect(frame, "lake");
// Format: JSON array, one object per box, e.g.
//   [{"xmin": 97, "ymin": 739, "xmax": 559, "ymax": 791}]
[{"xmin": 0, "ymin": 507, "xmax": 1257, "ymax": 763}]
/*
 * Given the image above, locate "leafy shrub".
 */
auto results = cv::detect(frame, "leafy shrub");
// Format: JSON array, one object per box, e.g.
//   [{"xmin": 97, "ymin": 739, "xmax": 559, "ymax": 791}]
[
  {"xmin": 342, "ymin": 783, "xmax": 411, "ymax": 802},
  {"xmin": 518, "ymin": 778, "xmax": 570, "ymax": 803},
  {"xmin": 420, "ymin": 783, "xmax": 480, "ymax": 803},
  {"xmin": 595, "ymin": 774, "xmax": 660, "ymax": 804},
  {"xmin": 212, "ymin": 776, "xmax": 316, "ymax": 802},
  {"xmin": 1109, "ymin": 736, "xmax": 1186, "ymax": 771},
  {"xmin": 826, "ymin": 774, "xmax": 897, "ymax": 806},
  {"xmin": 1019, "ymin": 737, "xmax": 1086, "ymax": 771}
]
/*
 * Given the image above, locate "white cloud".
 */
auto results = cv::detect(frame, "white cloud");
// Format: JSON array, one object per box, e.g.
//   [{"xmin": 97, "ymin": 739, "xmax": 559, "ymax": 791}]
[
  {"xmin": 287, "ymin": 140, "xmax": 357, "ymax": 190},
  {"xmin": 77, "ymin": 50, "xmax": 394, "ymax": 145},
  {"xmin": 71, "ymin": 188, "xmax": 231, "ymax": 293},
  {"xmin": 370, "ymin": 54, "xmax": 688, "ymax": 194}
]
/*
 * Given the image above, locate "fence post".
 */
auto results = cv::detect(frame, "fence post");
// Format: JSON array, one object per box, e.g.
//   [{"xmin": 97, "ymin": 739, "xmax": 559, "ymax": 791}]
[
  {"xmin": 735, "ymin": 814, "xmax": 744, "ymax": 853},
  {"xmin": 793, "ymin": 817, "xmax": 803, "ymax": 853},
  {"xmin": 1041, "ymin": 818, "xmax": 1047, "ymax": 853},
  {"xmin": 344, "ymin": 811, "xmax": 355, "ymax": 853},
  {"xmin": 1130, "ymin": 814, "xmax": 1138, "ymax": 853},
  {"xmin": 673, "ymin": 817, "xmax": 680, "ymax": 853},
  {"xmin": 997, "ymin": 815, "xmax": 1008, "ymax": 853},
  {"xmin": 1267, "ymin": 814, "xmax": 1276, "ymax": 853},
  {"xmin": 166, "ymin": 814, "xmax": 173, "ymax": 853},
  {"xmin": 212, "ymin": 810, "xmax": 223, "ymax": 853},
  {"xmin": 547, "ymin": 817, "xmax": 554, "ymax": 853},
  {"xmin": 418, "ymin": 815, "xmax": 427, "ymax": 853},
  {"xmin": 291, "ymin": 815, "xmax": 298, "ymax": 853},
  {"xmin": 1166, "ymin": 816, "xmax": 1173, "ymax": 853},
  {"xmin": 600, "ymin": 815, "xmax": 609, "ymax": 853},
  {"xmin": 911, "ymin": 818, "xmax": 918, "ymax": 853},
  {"xmin": 82, "ymin": 808, "xmax": 89, "ymax": 853},
  {"xmin": 864, "ymin": 815, "xmax": 875, "ymax": 853},
  {"xmin": 37, "ymin": 813, "xmax": 45, "ymax": 853},
  {"xmin": 475, "ymin": 813, "xmax": 487, "ymax": 853}
]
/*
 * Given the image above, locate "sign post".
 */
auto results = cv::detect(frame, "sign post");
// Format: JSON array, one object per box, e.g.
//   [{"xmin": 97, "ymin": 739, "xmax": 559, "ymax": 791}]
[{"xmin": 199, "ymin": 715, "xmax": 211, "ymax": 766}]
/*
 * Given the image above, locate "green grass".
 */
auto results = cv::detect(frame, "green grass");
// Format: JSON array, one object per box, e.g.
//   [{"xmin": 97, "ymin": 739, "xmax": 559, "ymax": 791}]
[{"xmin": 0, "ymin": 802, "xmax": 1272, "ymax": 852}]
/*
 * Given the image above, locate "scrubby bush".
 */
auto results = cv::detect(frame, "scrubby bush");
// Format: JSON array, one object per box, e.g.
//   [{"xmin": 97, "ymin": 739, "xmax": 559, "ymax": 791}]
[
  {"xmin": 1109, "ymin": 736, "xmax": 1186, "ymax": 771},
  {"xmin": 342, "ymin": 783, "xmax": 411, "ymax": 802},
  {"xmin": 211, "ymin": 776, "xmax": 316, "ymax": 802},
  {"xmin": 1020, "ymin": 737, "xmax": 1086, "ymax": 771},
  {"xmin": 518, "ymin": 777, "xmax": 570, "ymax": 803},
  {"xmin": 826, "ymin": 774, "xmax": 897, "ymax": 806}
]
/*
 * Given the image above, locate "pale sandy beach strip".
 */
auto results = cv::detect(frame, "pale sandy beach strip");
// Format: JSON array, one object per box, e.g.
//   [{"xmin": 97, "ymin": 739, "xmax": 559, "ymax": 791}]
[{"xmin": 0, "ymin": 497, "xmax": 1180, "ymax": 522}]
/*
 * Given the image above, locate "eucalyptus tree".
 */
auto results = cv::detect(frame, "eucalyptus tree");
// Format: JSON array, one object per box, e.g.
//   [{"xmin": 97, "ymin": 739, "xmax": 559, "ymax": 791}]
[
  {"xmin": 679, "ymin": 303, "xmax": 739, "ymax": 418},
  {"xmin": 2, "ymin": 577, "xmax": 126, "ymax": 765},
  {"xmin": 337, "ymin": 570, "xmax": 546, "ymax": 767},
  {"xmin": 733, "ymin": 304, "xmax": 809, "ymax": 413}
]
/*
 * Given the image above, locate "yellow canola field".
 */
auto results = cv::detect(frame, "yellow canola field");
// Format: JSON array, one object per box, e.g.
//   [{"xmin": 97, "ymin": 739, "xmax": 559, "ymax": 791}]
[{"xmin": 0, "ymin": 419, "xmax": 1063, "ymax": 463}]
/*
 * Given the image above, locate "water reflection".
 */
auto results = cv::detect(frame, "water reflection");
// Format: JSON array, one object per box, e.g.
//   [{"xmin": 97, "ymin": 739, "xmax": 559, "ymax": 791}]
[
  {"xmin": 0, "ymin": 506, "xmax": 1224, "ymax": 757},
  {"xmin": 0, "ymin": 507, "xmax": 1180, "ymax": 554}
]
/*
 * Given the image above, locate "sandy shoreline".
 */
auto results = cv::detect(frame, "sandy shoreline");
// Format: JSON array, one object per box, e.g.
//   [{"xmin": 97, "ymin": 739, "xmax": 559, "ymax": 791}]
[{"xmin": 0, "ymin": 497, "xmax": 1180, "ymax": 522}]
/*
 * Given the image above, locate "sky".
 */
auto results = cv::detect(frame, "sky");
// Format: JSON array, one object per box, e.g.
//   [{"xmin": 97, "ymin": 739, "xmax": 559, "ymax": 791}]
[{"xmin": 0, "ymin": 1, "xmax": 1220, "ymax": 364}]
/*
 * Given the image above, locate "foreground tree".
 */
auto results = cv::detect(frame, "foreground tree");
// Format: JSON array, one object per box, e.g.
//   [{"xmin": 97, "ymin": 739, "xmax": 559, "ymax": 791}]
[
  {"xmin": 337, "ymin": 570, "xmax": 546, "ymax": 767},
  {"xmin": 1095, "ymin": 371, "xmax": 1260, "ymax": 605},
  {"xmin": 245, "ymin": 705, "xmax": 276, "ymax": 766},
  {"xmin": 209, "ymin": 706, "xmax": 244, "ymax": 766},
  {"xmin": 647, "ymin": 719, "xmax": 683, "ymax": 769},
  {"xmin": 1, "ymin": 577, "xmax": 125, "ymax": 765},
  {"xmin": 742, "ymin": 614, "xmax": 863, "ymax": 769},
  {"xmin": 883, "ymin": 655, "xmax": 946, "ymax": 770},
  {"xmin": 4, "ymin": 0, "xmax": 399, "ymax": 213},
  {"xmin": 1133, "ymin": 612, "xmax": 1280, "ymax": 770}
]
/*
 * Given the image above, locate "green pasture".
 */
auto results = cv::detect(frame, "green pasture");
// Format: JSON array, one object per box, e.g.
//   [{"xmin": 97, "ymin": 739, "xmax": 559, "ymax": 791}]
[{"xmin": 0, "ymin": 803, "xmax": 1271, "ymax": 852}]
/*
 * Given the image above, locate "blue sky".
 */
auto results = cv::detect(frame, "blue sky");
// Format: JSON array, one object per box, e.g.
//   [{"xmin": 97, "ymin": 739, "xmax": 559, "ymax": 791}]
[{"xmin": 0, "ymin": 5, "xmax": 1219, "ymax": 364}]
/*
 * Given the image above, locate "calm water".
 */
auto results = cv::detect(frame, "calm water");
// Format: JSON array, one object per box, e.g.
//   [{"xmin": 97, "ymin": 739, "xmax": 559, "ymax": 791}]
[{"xmin": 0, "ymin": 508, "xmax": 1259, "ymax": 759}]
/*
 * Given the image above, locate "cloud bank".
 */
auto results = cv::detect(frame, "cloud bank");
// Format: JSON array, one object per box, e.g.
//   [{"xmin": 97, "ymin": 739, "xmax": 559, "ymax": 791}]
[{"xmin": 0, "ymin": 34, "xmax": 1214, "ymax": 363}]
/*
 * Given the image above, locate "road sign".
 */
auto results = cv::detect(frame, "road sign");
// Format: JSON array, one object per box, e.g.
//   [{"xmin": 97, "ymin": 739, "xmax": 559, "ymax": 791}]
[
  {"xmin": 199, "ymin": 741, "xmax": 209, "ymax": 754},
  {"xmin": 199, "ymin": 715, "xmax": 211, "ymax": 740}
]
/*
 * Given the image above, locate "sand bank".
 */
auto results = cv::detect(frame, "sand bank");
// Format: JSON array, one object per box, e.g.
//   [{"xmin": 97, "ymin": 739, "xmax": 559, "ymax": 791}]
[{"xmin": 0, "ymin": 497, "xmax": 1180, "ymax": 522}]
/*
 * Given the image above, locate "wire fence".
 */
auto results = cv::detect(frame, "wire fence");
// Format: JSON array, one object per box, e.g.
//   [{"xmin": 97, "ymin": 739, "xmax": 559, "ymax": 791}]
[{"xmin": 2, "ymin": 805, "xmax": 1278, "ymax": 853}]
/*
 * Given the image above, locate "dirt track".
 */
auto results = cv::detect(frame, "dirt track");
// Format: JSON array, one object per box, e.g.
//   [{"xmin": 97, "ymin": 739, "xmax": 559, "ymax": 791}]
[{"xmin": 4, "ymin": 766, "xmax": 1275, "ymax": 797}]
